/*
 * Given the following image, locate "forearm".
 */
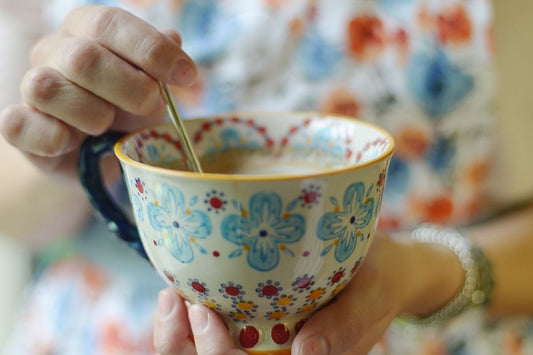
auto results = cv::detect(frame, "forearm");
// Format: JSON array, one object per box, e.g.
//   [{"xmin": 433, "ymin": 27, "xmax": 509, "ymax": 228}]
[{"xmin": 468, "ymin": 202, "xmax": 533, "ymax": 315}]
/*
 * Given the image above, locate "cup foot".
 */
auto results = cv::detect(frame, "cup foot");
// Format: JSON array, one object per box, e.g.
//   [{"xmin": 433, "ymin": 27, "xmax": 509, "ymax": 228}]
[{"xmin": 246, "ymin": 349, "xmax": 291, "ymax": 355}]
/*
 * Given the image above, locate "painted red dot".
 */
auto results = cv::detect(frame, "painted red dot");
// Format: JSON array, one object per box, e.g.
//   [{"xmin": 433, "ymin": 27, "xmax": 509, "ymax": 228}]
[
  {"xmin": 210, "ymin": 197, "xmax": 223, "ymax": 209},
  {"xmin": 261, "ymin": 285, "xmax": 278, "ymax": 297},
  {"xmin": 163, "ymin": 271, "xmax": 174, "ymax": 283},
  {"xmin": 271, "ymin": 323, "xmax": 290, "ymax": 345},
  {"xmin": 153, "ymin": 240, "xmax": 157, "ymax": 246},
  {"xmin": 331, "ymin": 271, "xmax": 344, "ymax": 284},
  {"xmin": 302, "ymin": 251, "xmax": 310, "ymax": 257},
  {"xmin": 295, "ymin": 319, "xmax": 306, "ymax": 334},
  {"xmin": 303, "ymin": 190, "xmax": 317, "ymax": 204},
  {"xmin": 351, "ymin": 261, "xmax": 361, "ymax": 275},
  {"xmin": 135, "ymin": 179, "xmax": 144, "ymax": 194},
  {"xmin": 213, "ymin": 251, "xmax": 220, "ymax": 257},
  {"xmin": 239, "ymin": 326, "xmax": 260, "ymax": 348},
  {"xmin": 225, "ymin": 286, "xmax": 240, "ymax": 296},
  {"xmin": 295, "ymin": 277, "xmax": 311, "ymax": 289},
  {"xmin": 191, "ymin": 281, "xmax": 206, "ymax": 293}
]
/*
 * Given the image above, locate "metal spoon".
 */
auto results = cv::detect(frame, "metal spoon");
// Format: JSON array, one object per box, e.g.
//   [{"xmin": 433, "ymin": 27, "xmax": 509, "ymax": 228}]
[{"xmin": 159, "ymin": 82, "xmax": 203, "ymax": 173}]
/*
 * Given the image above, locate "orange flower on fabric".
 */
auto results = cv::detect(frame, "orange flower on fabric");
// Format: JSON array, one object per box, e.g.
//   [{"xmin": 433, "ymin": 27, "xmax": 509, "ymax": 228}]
[
  {"xmin": 437, "ymin": 4, "xmax": 472, "ymax": 46},
  {"xmin": 320, "ymin": 87, "xmax": 360, "ymax": 118},
  {"xmin": 347, "ymin": 16, "xmax": 385, "ymax": 61},
  {"xmin": 394, "ymin": 125, "xmax": 431, "ymax": 160}
]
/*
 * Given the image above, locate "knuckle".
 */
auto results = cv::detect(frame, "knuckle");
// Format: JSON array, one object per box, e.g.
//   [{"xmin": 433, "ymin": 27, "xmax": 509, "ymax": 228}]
[
  {"xmin": 129, "ymin": 79, "xmax": 161, "ymax": 115},
  {"xmin": 0, "ymin": 105, "xmax": 26, "ymax": 144},
  {"xmin": 89, "ymin": 102, "xmax": 115, "ymax": 135},
  {"xmin": 86, "ymin": 6, "xmax": 120, "ymax": 41},
  {"xmin": 61, "ymin": 40, "xmax": 101, "ymax": 78},
  {"xmin": 42, "ymin": 122, "xmax": 71, "ymax": 156},
  {"xmin": 137, "ymin": 33, "xmax": 171, "ymax": 69},
  {"xmin": 22, "ymin": 67, "xmax": 62, "ymax": 103}
]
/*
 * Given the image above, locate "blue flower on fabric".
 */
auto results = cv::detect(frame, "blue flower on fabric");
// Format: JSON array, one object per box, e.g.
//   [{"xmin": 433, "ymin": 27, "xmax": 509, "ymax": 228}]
[
  {"xmin": 317, "ymin": 182, "xmax": 374, "ymax": 262},
  {"xmin": 178, "ymin": 0, "xmax": 238, "ymax": 63},
  {"xmin": 222, "ymin": 192, "xmax": 305, "ymax": 272},
  {"xmin": 384, "ymin": 156, "xmax": 410, "ymax": 196},
  {"xmin": 147, "ymin": 184, "xmax": 211, "ymax": 263},
  {"xmin": 407, "ymin": 46, "xmax": 474, "ymax": 118},
  {"xmin": 298, "ymin": 27, "xmax": 341, "ymax": 80},
  {"xmin": 426, "ymin": 134, "xmax": 456, "ymax": 172}
]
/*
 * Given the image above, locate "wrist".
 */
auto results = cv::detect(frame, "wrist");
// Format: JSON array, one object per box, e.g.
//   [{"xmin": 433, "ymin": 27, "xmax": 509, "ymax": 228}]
[{"xmin": 394, "ymin": 232, "xmax": 465, "ymax": 318}]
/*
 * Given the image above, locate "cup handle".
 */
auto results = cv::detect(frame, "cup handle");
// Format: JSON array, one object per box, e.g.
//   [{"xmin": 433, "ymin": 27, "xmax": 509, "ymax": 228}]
[{"xmin": 78, "ymin": 132, "xmax": 148, "ymax": 260}]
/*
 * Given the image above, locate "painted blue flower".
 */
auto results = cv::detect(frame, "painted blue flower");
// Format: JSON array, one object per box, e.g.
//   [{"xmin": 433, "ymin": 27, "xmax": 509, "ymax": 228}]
[
  {"xmin": 298, "ymin": 27, "xmax": 341, "ymax": 80},
  {"xmin": 317, "ymin": 182, "xmax": 374, "ymax": 262},
  {"xmin": 407, "ymin": 45, "xmax": 474, "ymax": 118},
  {"xmin": 222, "ymin": 192, "xmax": 305, "ymax": 272},
  {"xmin": 147, "ymin": 184, "xmax": 211, "ymax": 263}
]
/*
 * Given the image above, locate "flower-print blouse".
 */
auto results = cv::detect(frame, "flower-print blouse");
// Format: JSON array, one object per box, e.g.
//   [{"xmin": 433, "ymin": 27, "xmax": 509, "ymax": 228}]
[{"xmin": 5, "ymin": 0, "xmax": 532, "ymax": 354}]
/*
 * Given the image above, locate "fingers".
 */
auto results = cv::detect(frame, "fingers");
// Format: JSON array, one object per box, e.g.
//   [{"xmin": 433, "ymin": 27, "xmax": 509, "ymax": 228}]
[
  {"xmin": 60, "ymin": 5, "xmax": 197, "ymax": 86},
  {"xmin": 188, "ymin": 304, "xmax": 246, "ymax": 355},
  {"xmin": 153, "ymin": 286, "xmax": 246, "ymax": 355},
  {"xmin": 31, "ymin": 34, "xmax": 163, "ymax": 120},
  {"xmin": 292, "ymin": 266, "xmax": 397, "ymax": 354},
  {"xmin": 153, "ymin": 287, "xmax": 197, "ymax": 355}
]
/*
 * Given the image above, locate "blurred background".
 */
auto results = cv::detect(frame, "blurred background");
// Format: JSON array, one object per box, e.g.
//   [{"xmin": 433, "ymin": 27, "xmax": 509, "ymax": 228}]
[{"xmin": 1, "ymin": 0, "xmax": 532, "ymax": 351}]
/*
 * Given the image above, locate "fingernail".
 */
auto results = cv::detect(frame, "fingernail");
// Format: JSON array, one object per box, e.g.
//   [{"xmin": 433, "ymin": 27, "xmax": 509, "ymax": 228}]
[
  {"xmin": 189, "ymin": 304, "xmax": 208, "ymax": 334},
  {"xmin": 299, "ymin": 335, "xmax": 329, "ymax": 355},
  {"xmin": 158, "ymin": 288, "xmax": 176, "ymax": 319},
  {"xmin": 171, "ymin": 59, "xmax": 197, "ymax": 86}
]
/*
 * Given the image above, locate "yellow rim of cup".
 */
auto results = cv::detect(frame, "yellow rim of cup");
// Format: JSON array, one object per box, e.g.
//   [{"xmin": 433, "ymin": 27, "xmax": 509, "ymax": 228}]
[{"xmin": 114, "ymin": 112, "xmax": 395, "ymax": 182}]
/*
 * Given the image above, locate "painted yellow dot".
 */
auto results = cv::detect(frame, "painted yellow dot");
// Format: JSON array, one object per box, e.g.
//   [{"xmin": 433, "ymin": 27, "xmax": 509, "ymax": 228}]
[
  {"xmin": 300, "ymin": 303, "xmax": 316, "ymax": 313},
  {"xmin": 308, "ymin": 288, "xmax": 324, "ymax": 301},
  {"xmin": 277, "ymin": 296, "xmax": 293, "ymax": 307},
  {"xmin": 333, "ymin": 283, "xmax": 346, "ymax": 296},
  {"xmin": 357, "ymin": 230, "xmax": 361, "ymax": 237},
  {"xmin": 282, "ymin": 212, "xmax": 290, "ymax": 219},
  {"xmin": 203, "ymin": 300, "xmax": 217, "ymax": 309},
  {"xmin": 154, "ymin": 201, "xmax": 160, "ymax": 206},
  {"xmin": 333, "ymin": 239, "xmax": 339, "ymax": 246},
  {"xmin": 364, "ymin": 197, "xmax": 370, "ymax": 204},
  {"xmin": 279, "ymin": 244, "xmax": 286, "ymax": 251},
  {"xmin": 243, "ymin": 245, "xmax": 250, "ymax": 251},
  {"xmin": 164, "ymin": 232, "xmax": 169, "ymax": 239},
  {"xmin": 186, "ymin": 208, "xmax": 191, "ymax": 215},
  {"xmin": 269, "ymin": 311, "xmax": 286, "ymax": 320},
  {"xmin": 237, "ymin": 301, "xmax": 254, "ymax": 311},
  {"xmin": 334, "ymin": 206, "xmax": 340, "ymax": 212},
  {"xmin": 189, "ymin": 237, "xmax": 196, "ymax": 243},
  {"xmin": 241, "ymin": 210, "xmax": 249, "ymax": 217},
  {"xmin": 234, "ymin": 312, "xmax": 248, "ymax": 321}
]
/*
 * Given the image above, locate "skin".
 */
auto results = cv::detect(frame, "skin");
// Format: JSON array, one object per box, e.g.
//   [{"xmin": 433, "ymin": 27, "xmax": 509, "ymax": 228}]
[{"xmin": 1, "ymin": 5, "xmax": 532, "ymax": 355}]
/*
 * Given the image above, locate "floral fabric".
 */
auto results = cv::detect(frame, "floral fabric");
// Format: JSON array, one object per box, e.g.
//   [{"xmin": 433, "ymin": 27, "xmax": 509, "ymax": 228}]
[{"xmin": 6, "ymin": 0, "xmax": 533, "ymax": 354}]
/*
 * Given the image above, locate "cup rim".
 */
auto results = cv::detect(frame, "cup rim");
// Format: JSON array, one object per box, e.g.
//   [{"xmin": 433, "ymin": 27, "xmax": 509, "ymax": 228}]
[{"xmin": 114, "ymin": 111, "xmax": 395, "ymax": 181}]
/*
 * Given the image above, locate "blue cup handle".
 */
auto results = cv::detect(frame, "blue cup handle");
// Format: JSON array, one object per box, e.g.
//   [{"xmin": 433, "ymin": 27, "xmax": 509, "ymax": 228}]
[{"xmin": 78, "ymin": 132, "xmax": 148, "ymax": 260}]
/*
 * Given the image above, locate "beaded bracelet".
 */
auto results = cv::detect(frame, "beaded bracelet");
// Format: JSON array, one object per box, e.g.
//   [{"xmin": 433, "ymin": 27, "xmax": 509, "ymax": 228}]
[{"xmin": 402, "ymin": 224, "xmax": 494, "ymax": 327}]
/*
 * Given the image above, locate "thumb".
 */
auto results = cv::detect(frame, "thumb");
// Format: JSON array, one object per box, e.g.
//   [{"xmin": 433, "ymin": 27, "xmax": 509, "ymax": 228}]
[{"xmin": 292, "ymin": 266, "xmax": 397, "ymax": 354}]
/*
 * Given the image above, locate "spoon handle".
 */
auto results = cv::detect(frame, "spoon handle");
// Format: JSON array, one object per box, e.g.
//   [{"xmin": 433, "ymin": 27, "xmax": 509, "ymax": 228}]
[{"xmin": 159, "ymin": 82, "xmax": 203, "ymax": 173}]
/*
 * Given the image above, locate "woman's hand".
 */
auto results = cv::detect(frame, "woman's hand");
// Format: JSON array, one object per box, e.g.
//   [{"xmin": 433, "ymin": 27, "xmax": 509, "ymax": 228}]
[
  {"xmin": 154, "ymin": 287, "xmax": 247, "ymax": 355},
  {"xmin": 153, "ymin": 233, "xmax": 465, "ymax": 354},
  {"xmin": 0, "ymin": 5, "xmax": 197, "ymax": 183}
]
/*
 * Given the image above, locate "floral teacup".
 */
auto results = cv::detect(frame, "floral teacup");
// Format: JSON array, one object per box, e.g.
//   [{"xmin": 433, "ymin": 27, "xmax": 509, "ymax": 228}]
[{"xmin": 79, "ymin": 112, "xmax": 394, "ymax": 354}]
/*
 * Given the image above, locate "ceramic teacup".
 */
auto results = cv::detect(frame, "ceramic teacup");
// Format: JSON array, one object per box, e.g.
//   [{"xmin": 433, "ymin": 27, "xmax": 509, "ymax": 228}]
[{"xmin": 79, "ymin": 112, "xmax": 394, "ymax": 354}]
